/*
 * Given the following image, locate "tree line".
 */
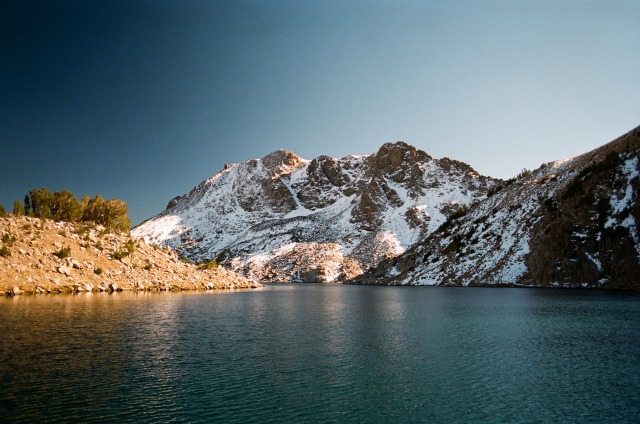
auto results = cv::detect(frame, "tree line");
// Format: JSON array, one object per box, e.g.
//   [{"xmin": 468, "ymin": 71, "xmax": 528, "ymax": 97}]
[{"xmin": 0, "ymin": 188, "xmax": 130, "ymax": 231}]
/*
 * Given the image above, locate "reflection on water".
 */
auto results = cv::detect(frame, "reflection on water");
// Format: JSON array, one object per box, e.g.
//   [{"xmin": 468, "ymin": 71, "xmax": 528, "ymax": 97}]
[{"xmin": 1, "ymin": 286, "xmax": 639, "ymax": 423}]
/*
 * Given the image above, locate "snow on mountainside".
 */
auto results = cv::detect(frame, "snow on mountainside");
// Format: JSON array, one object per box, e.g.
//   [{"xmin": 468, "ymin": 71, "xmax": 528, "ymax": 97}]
[
  {"xmin": 132, "ymin": 142, "xmax": 499, "ymax": 282},
  {"xmin": 362, "ymin": 126, "xmax": 640, "ymax": 290}
]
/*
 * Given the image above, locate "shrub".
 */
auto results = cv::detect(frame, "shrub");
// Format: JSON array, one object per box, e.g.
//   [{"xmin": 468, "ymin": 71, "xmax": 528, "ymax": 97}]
[
  {"xmin": 1, "ymin": 233, "xmax": 16, "ymax": 245},
  {"xmin": 125, "ymin": 238, "xmax": 135, "ymax": 254},
  {"xmin": 53, "ymin": 246, "xmax": 71, "ymax": 259},
  {"xmin": 205, "ymin": 260, "xmax": 218, "ymax": 269},
  {"xmin": 112, "ymin": 250, "xmax": 128, "ymax": 260},
  {"xmin": 94, "ymin": 267, "xmax": 103, "ymax": 275},
  {"xmin": 0, "ymin": 202, "xmax": 5, "ymax": 217},
  {"xmin": 0, "ymin": 246, "xmax": 10, "ymax": 258},
  {"xmin": 517, "ymin": 168, "xmax": 531, "ymax": 179},
  {"xmin": 144, "ymin": 263, "xmax": 153, "ymax": 271}
]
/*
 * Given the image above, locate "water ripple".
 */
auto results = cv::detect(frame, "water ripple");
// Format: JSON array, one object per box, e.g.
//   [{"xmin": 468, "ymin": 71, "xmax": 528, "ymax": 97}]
[{"xmin": 1, "ymin": 287, "xmax": 639, "ymax": 423}]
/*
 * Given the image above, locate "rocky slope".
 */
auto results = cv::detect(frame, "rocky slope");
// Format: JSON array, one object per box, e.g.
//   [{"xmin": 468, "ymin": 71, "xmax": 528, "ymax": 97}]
[
  {"xmin": 362, "ymin": 126, "xmax": 640, "ymax": 290},
  {"xmin": 0, "ymin": 215, "xmax": 260, "ymax": 295},
  {"xmin": 133, "ymin": 142, "xmax": 499, "ymax": 282}
]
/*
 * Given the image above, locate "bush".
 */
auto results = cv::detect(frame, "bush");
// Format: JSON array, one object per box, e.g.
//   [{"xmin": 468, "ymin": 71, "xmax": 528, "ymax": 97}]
[
  {"xmin": 94, "ymin": 267, "xmax": 103, "ymax": 275},
  {"xmin": 205, "ymin": 260, "xmax": 218, "ymax": 269},
  {"xmin": 0, "ymin": 202, "xmax": 5, "ymax": 217},
  {"xmin": 144, "ymin": 263, "xmax": 153, "ymax": 271},
  {"xmin": 517, "ymin": 168, "xmax": 531, "ymax": 179},
  {"xmin": 125, "ymin": 239, "xmax": 135, "ymax": 254},
  {"xmin": 0, "ymin": 246, "xmax": 10, "ymax": 258},
  {"xmin": 74, "ymin": 226, "xmax": 88, "ymax": 236},
  {"xmin": 112, "ymin": 250, "xmax": 128, "ymax": 260},
  {"xmin": 2, "ymin": 233, "xmax": 17, "ymax": 246},
  {"xmin": 53, "ymin": 246, "xmax": 71, "ymax": 259}
]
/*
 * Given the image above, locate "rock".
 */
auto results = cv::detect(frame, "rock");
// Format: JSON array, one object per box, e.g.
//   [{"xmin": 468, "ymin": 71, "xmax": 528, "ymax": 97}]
[
  {"xmin": 58, "ymin": 265, "xmax": 72, "ymax": 276},
  {"xmin": 9, "ymin": 286, "xmax": 22, "ymax": 295}
]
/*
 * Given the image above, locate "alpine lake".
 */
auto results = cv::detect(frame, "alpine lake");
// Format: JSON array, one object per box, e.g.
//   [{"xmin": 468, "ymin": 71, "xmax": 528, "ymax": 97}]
[{"xmin": 1, "ymin": 283, "xmax": 639, "ymax": 423}]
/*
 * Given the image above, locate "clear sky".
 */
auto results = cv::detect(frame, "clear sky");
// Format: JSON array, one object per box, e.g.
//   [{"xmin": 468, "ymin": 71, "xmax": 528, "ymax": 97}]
[{"xmin": 1, "ymin": 0, "xmax": 639, "ymax": 225}]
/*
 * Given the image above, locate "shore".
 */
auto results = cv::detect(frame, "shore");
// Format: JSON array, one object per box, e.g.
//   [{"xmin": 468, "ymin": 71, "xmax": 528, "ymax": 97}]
[{"xmin": 0, "ymin": 215, "xmax": 261, "ymax": 295}]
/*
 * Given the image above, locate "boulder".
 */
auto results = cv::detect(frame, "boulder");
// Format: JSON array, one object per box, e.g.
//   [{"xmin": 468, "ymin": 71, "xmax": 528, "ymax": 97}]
[{"xmin": 58, "ymin": 265, "xmax": 72, "ymax": 276}]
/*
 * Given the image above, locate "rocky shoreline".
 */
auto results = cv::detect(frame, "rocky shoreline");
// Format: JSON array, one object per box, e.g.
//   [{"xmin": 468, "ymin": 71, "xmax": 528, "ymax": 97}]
[{"xmin": 0, "ymin": 215, "xmax": 261, "ymax": 296}]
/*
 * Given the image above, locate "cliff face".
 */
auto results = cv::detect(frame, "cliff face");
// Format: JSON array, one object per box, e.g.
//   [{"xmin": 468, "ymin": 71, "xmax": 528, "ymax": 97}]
[
  {"xmin": 0, "ymin": 215, "xmax": 259, "ymax": 295},
  {"xmin": 362, "ymin": 126, "xmax": 640, "ymax": 289},
  {"xmin": 133, "ymin": 142, "xmax": 498, "ymax": 282}
]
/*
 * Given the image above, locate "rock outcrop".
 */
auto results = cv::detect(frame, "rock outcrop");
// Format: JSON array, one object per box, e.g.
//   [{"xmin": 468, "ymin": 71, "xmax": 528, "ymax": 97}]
[
  {"xmin": 0, "ymin": 215, "xmax": 260, "ymax": 295},
  {"xmin": 133, "ymin": 142, "xmax": 498, "ymax": 282}
]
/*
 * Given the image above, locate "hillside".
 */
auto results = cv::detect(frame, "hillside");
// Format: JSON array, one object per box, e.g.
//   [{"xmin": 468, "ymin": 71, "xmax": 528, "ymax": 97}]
[
  {"xmin": 362, "ymin": 126, "xmax": 640, "ymax": 289},
  {"xmin": 133, "ymin": 142, "xmax": 499, "ymax": 282},
  {"xmin": 0, "ymin": 215, "xmax": 260, "ymax": 295}
]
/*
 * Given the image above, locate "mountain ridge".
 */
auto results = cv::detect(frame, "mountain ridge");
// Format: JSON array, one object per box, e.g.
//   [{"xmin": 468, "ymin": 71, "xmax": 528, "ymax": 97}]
[
  {"xmin": 133, "ymin": 126, "xmax": 640, "ymax": 289},
  {"xmin": 361, "ymin": 126, "xmax": 640, "ymax": 289},
  {"xmin": 133, "ymin": 141, "xmax": 498, "ymax": 282}
]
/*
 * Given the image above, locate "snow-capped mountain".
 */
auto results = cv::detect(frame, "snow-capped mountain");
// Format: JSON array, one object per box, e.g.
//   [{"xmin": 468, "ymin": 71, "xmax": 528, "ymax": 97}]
[
  {"xmin": 363, "ymin": 126, "xmax": 640, "ymax": 290},
  {"xmin": 132, "ymin": 142, "xmax": 498, "ymax": 282}
]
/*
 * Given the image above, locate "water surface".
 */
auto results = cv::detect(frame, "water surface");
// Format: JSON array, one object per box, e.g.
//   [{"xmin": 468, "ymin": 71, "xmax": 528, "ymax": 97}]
[{"xmin": 1, "ymin": 285, "xmax": 639, "ymax": 423}]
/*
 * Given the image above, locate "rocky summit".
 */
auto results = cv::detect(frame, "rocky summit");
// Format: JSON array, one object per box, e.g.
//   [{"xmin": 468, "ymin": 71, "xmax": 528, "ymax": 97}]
[
  {"xmin": 361, "ymin": 126, "xmax": 640, "ymax": 290},
  {"xmin": 133, "ymin": 142, "xmax": 498, "ymax": 282}
]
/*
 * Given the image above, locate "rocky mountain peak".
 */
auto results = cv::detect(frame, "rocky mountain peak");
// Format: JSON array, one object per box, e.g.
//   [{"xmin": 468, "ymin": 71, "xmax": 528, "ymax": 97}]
[
  {"xmin": 372, "ymin": 141, "xmax": 431, "ymax": 171},
  {"xmin": 260, "ymin": 149, "xmax": 305, "ymax": 175}
]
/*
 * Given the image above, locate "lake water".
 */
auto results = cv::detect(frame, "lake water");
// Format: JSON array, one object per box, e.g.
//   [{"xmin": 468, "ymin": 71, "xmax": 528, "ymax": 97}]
[{"xmin": 1, "ymin": 284, "xmax": 639, "ymax": 423}]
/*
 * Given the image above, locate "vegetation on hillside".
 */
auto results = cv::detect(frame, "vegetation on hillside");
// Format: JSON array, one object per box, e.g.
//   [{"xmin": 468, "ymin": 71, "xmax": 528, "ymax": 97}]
[{"xmin": 10, "ymin": 188, "xmax": 131, "ymax": 231}]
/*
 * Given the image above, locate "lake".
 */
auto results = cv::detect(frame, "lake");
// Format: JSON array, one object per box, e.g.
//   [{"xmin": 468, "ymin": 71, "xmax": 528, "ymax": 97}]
[{"xmin": 1, "ymin": 284, "xmax": 639, "ymax": 423}]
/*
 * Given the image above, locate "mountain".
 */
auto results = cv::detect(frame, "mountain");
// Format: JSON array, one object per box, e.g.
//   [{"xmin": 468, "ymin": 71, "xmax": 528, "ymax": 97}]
[
  {"xmin": 132, "ymin": 142, "xmax": 499, "ymax": 282},
  {"xmin": 361, "ymin": 126, "xmax": 640, "ymax": 290}
]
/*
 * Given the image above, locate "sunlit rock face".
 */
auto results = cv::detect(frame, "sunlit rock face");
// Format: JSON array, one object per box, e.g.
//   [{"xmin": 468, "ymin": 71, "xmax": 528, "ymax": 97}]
[
  {"xmin": 361, "ymin": 126, "xmax": 640, "ymax": 290},
  {"xmin": 133, "ymin": 141, "xmax": 498, "ymax": 282}
]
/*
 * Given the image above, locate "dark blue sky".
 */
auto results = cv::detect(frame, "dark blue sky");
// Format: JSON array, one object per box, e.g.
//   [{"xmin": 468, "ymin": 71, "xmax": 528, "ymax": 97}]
[{"xmin": 2, "ymin": 0, "xmax": 639, "ymax": 225}]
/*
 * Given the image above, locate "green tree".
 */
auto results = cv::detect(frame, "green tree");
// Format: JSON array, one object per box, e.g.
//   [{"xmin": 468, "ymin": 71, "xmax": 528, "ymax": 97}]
[
  {"xmin": 13, "ymin": 200, "xmax": 25, "ymax": 216},
  {"xmin": 51, "ymin": 190, "xmax": 82, "ymax": 222},
  {"xmin": 29, "ymin": 188, "xmax": 54, "ymax": 219},
  {"xmin": 82, "ymin": 194, "xmax": 105, "ymax": 224},
  {"xmin": 24, "ymin": 195, "xmax": 31, "ymax": 215},
  {"xmin": 0, "ymin": 202, "xmax": 6, "ymax": 217},
  {"xmin": 103, "ymin": 199, "xmax": 130, "ymax": 231}
]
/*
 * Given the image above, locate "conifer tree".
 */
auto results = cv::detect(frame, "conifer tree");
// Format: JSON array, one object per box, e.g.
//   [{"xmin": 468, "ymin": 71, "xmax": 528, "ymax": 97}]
[
  {"xmin": 0, "ymin": 202, "xmax": 6, "ymax": 217},
  {"xmin": 13, "ymin": 200, "xmax": 25, "ymax": 216},
  {"xmin": 24, "ymin": 194, "xmax": 31, "ymax": 215}
]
